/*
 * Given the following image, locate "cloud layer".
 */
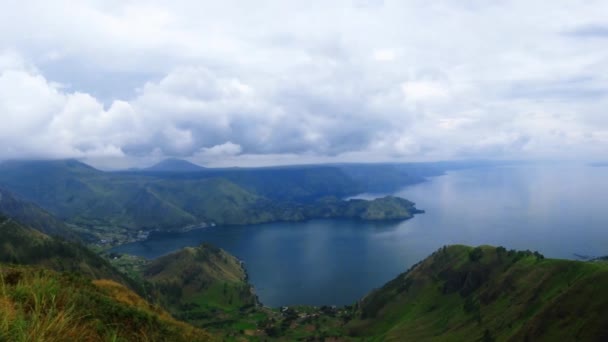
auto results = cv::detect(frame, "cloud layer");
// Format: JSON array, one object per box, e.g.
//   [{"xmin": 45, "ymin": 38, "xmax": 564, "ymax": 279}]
[{"xmin": 1, "ymin": 1, "xmax": 608, "ymax": 168}]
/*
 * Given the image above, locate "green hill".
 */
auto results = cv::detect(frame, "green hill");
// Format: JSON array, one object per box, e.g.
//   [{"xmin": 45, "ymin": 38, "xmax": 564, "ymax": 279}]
[
  {"xmin": 0, "ymin": 265, "xmax": 212, "ymax": 341},
  {"xmin": 346, "ymin": 245, "xmax": 608, "ymax": 341},
  {"xmin": 0, "ymin": 188, "xmax": 80, "ymax": 241},
  {"xmin": 0, "ymin": 160, "xmax": 424, "ymax": 245},
  {"xmin": 143, "ymin": 244, "xmax": 259, "ymax": 332},
  {"xmin": 306, "ymin": 195, "xmax": 423, "ymax": 220},
  {"xmin": 0, "ymin": 215, "xmax": 134, "ymax": 287},
  {"xmin": 216, "ymin": 166, "xmax": 362, "ymax": 202},
  {"xmin": 137, "ymin": 243, "xmax": 608, "ymax": 341},
  {"xmin": 235, "ymin": 244, "xmax": 608, "ymax": 340},
  {"xmin": 0, "ymin": 160, "xmax": 275, "ymax": 241},
  {"xmin": 3, "ymin": 226, "xmax": 608, "ymax": 341}
]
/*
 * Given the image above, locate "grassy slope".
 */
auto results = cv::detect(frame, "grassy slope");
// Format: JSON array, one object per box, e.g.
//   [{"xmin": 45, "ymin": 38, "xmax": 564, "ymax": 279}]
[
  {"xmin": 0, "ymin": 265, "xmax": 212, "ymax": 341},
  {"xmin": 3, "ymin": 224, "xmax": 608, "ymax": 342},
  {"xmin": 0, "ymin": 188, "xmax": 80, "ymax": 241},
  {"xmin": 0, "ymin": 215, "xmax": 136, "ymax": 289},
  {"xmin": 142, "ymin": 178, "xmax": 262, "ymax": 226},
  {"xmin": 348, "ymin": 245, "xmax": 608, "ymax": 341}
]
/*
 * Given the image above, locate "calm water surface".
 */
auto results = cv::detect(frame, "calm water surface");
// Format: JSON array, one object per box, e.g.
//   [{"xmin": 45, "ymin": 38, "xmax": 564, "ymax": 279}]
[{"xmin": 112, "ymin": 164, "xmax": 608, "ymax": 307}]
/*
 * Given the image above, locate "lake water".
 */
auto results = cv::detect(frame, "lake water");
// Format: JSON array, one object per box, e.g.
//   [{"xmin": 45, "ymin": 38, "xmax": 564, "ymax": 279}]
[{"xmin": 112, "ymin": 164, "xmax": 608, "ymax": 307}]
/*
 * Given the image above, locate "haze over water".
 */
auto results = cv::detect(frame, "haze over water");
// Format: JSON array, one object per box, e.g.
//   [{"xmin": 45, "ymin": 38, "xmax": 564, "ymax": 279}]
[{"xmin": 113, "ymin": 164, "xmax": 608, "ymax": 307}]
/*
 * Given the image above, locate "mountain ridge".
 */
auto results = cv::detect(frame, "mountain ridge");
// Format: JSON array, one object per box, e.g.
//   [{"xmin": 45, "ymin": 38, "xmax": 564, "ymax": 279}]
[
  {"xmin": 0, "ymin": 159, "xmax": 428, "ymax": 245},
  {"xmin": 346, "ymin": 245, "xmax": 608, "ymax": 341},
  {"xmin": 0, "ymin": 215, "xmax": 136, "ymax": 288},
  {"xmin": 0, "ymin": 188, "xmax": 80, "ymax": 241}
]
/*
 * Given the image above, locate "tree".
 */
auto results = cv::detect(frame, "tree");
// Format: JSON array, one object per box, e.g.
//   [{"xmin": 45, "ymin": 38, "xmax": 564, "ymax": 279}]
[{"xmin": 469, "ymin": 247, "xmax": 484, "ymax": 262}]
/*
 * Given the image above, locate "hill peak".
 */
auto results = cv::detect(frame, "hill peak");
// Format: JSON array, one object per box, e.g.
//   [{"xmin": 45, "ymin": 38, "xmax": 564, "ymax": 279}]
[{"xmin": 144, "ymin": 158, "xmax": 205, "ymax": 173}]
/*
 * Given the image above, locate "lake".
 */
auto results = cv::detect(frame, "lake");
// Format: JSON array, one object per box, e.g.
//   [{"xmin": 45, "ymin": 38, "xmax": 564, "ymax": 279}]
[{"xmin": 112, "ymin": 164, "xmax": 608, "ymax": 307}]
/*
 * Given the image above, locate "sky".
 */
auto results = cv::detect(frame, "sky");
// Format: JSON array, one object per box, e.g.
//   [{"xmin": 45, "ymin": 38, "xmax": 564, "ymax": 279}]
[{"xmin": 1, "ymin": 0, "xmax": 608, "ymax": 169}]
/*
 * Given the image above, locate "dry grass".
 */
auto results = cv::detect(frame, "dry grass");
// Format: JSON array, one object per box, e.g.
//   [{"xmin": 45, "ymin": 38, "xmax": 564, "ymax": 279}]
[{"xmin": 0, "ymin": 266, "xmax": 213, "ymax": 342}]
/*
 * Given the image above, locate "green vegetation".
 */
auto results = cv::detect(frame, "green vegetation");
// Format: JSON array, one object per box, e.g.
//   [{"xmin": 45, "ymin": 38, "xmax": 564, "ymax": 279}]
[
  {"xmin": 0, "ymin": 160, "xmax": 424, "ymax": 245},
  {"xmin": 347, "ymin": 245, "xmax": 608, "ymax": 341},
  {"xmin": 107, "ymin": 253, "xmax": 149, "ymax": 284},
  {"xmin": 2, "ymin": 183, "xmax": 607, "ymax": 341},
  {"xmin": 107, "ymin": 243, "xmax": 608, "ymax": 341},
  {"xmin": 212, "ymin": 165, "xmax": 362, "ymax": 202},
  {"xmin": 0, "ymin": 265, "xmax": 212, "ymax": 341},
  {"xmin": 306, "ymin": 195, "xmax": 422, "ymax": 220},
  {"xmin": 142, "ymin": 244, "xmax": 259, "ymax": 335},
  {"xmin": 3, "ymin": 218, "xmax": 608, "ymax": 342},
  {"xmin": 0, "ymin": 215, "xmax": 133, "ymax": 287},
  {"xmin": 0, "ymin": 189, "xmax": 79, "ymax": 241},
  {"xmin": 109, "ymin": 243, "xmax": 356, "ymax": 340}
]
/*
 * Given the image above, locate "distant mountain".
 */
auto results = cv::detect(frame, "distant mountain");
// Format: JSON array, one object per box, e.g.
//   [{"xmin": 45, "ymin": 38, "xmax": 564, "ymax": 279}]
[
  {"xmin": 0, "ymin": 159, "xmax": 431, "ymax": 245},
  {"xmin": 0, "ymin": 188, "xmax": 80, "ymax": 241},
  {"xmin": 0, "ymin": 158, "xmax": 101, "ymax": 174},
  {"xmin": 0, "ymin": 159, "xmax": 133, "ymax": 230},
  {"xmin": 143, "ymin": 158, "xmax": 206, "ymax": 173}
]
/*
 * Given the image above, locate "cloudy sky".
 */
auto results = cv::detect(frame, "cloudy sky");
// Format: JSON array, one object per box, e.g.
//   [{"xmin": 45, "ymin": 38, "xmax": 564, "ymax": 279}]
[{"xmin": 1, "ymin": 1, "xmax": 607, "ymax": 168}]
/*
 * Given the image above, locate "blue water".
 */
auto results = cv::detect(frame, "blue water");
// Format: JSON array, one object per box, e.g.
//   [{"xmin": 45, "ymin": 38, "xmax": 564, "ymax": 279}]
[{"xmin": 112, "ymin": 164, "xmax": 608, "ymax": 307}]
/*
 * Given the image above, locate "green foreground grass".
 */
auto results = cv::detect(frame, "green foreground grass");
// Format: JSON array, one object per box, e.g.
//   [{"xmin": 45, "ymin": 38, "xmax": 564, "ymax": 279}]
[
  {"xmin": 0, "ymin": 265, "xmax": 212, "ymax": 342},
  {"xmin": 347, "ymin": 245, "xmax": 608, "ymax": 341}
]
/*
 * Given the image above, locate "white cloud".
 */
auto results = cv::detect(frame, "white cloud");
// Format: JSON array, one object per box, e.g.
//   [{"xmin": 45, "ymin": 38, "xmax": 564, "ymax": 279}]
[
  {"xmin": 0, "ymin": 50, "xmax": 28, "ymax": 71},
  {"xmin": 401, "ymin": 80, "xmax": 450, "ymax": 102},
  {"xmin": 193, "ymin": 142, "xmax": 242, "ymax": 164},
  {"xmin": 372, "ymin": 49, "xmax": 396, "ymax": 62},
  {"xmin": 0, "ymin": 1, "xmax": 608, "ymax": 167}
]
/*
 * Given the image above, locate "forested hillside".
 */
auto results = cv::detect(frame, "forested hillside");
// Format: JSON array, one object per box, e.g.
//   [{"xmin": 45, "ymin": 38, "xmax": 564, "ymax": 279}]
[{"xmin": 0, "ymin": 159, "xmax": 429, "ymax": 244}]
